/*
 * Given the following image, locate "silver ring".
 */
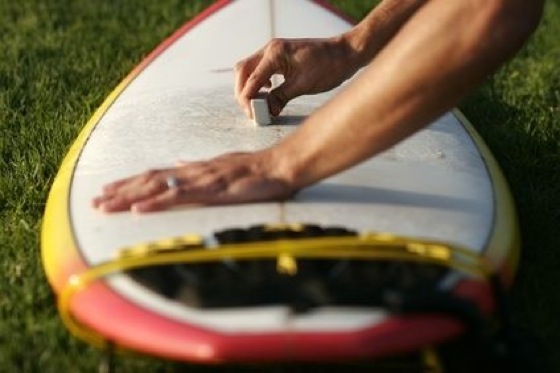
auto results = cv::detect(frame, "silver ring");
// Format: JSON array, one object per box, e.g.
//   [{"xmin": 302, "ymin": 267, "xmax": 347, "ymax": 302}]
[{"xmin": 165, "ymin": 176, "xmax": 179, "ymax": 189}]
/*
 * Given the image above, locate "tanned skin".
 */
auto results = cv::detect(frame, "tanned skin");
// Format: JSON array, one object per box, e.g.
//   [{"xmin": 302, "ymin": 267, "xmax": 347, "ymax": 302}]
[{"xmin": 93, "ymin": 0, "xmax": 543, "ymax": 213}]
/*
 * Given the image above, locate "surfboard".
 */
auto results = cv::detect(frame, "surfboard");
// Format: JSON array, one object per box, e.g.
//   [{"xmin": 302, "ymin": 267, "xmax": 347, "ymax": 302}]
[{"xmin": 41, "ymin": 0, "xmax": 520, "ymax": 364}]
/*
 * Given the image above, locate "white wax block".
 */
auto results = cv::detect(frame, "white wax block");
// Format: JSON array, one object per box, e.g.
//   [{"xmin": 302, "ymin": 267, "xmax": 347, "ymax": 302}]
[{"xmin": 250, "ymin": 98, "xmax": 271, "ymax": 126}]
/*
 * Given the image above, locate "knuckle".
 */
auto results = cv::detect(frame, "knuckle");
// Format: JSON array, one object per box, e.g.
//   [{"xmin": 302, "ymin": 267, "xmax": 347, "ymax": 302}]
[
  {"xmin": 168, "ymin": 187, "xmax": 183, "ymax": 200},
  {"xmin": 246, "ymin": 75, "xmax": 257, "ymax": 85},
  {"xmin": 141, "ymin": 169, "xmax": 158, "ymax": 182},
  {"xmin": 195, "ymin": 161, "xmax": 212, "ymax": 172},
  {"xmin": 208, "ymin": 175, "xmax": 227, "ymax": 192},
  {"xmin": 146, "ymin": 178, "xmax": 163, "ymax": 192},
  {"xmin": 110, "ymin": 195, "xmax": 125, "ymax": 206},
  {"xmin": 268, "ymin": 38, "xmax": 286, "ymax": 54},
  {"xmin": 245, "ymin": 74, "xmax": 262, "ymax": 89},
  {"xmin": 234, "ymin": 60, "xmax": 246, "ymax": 73},
  {"xmin": 267, "ymin": 38, "xmax": 292, "ymax": 72}
]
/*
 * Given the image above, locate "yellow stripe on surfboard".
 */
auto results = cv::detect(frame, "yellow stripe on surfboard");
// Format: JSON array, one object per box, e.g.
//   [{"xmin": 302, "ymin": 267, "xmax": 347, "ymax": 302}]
[
  {"xmin": 41, "ymin": 74, "xmax": 137, "ymax": 288},
  {"xmin": 58, "ymin": 233, "xmax": 494, "ymax": 349},
  {"xmin": 453, "ymin": 109, "xmax": 520, "ymax": 284}
]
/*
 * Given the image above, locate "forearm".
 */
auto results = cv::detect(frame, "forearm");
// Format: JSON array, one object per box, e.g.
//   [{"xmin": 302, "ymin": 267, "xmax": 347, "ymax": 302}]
[
  {"xmin": 271, "ymin": 0, "xmax": 543, "ymax": 187},
  {"xmin": 342, "ymin": 0, "xmax": 426, "ymax": 68}
]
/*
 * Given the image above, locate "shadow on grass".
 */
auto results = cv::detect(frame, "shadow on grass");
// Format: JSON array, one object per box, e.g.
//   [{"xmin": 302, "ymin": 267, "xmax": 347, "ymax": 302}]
[{"xmin": 460, "ymin": 85, "xmax": 559, "ymax": 372}]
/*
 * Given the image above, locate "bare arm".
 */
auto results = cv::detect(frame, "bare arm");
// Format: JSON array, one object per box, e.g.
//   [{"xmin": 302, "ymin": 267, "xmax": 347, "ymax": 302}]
[
  {"xmin": 343, "ymin": 0, "xmax": 427, "ymax": 67},
  {"xmin": 93, "ymin": 0, "xmax": 543, "ymax": 213},
  {"xmin": 270, "ymin": 0, "xmax": 544, "ymax": 187}
]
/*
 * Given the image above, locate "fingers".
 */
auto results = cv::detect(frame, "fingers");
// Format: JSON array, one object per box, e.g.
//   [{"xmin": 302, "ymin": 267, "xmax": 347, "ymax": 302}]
[
  {"xmin": 235, "ymin": 53, "xmax": 262, "ymax": 118},
  {"xmin": 92, "ymin": 171, "xmax": 170, "ymax": 212},
  {"xmin": 92, "ymin": 152, "xmax": 295, "ymax": 214},
  {"xmin": 92, "ymin": 165, "xmax": 230, "ymax": 213},
  {"xmin": 131, "ymin": 184, "xmax": 226, "ymax": 213},
  {"xmin": 130, "ymin": 188, "xmax": 185, "ymax": 213},
  {"xmin": 235, "ymin": 39, "xmax": 294, "ymax": 118},
  {"xmin": 237, "ymin": 60, "xmax": 279, "ymax": 118},
  {"xmin": 267, "ymin": 80, "xmax": 300, "ymax": 116},
  {"xmin": 131, "ymin": 188, "xmax": 190, "ymax": 213}
]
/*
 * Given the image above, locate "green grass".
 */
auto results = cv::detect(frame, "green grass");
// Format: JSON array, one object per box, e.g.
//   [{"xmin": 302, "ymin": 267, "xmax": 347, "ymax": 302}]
[
  {"xmin": 460, "ymin": 1, "xmax": 560, "ymax": 369},
  {"xmin": 0, "ymin": 0, "xmax": 558, "ymax": 372}
]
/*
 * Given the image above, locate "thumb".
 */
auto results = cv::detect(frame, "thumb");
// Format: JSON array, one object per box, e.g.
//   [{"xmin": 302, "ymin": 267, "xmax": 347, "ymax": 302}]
[{"xmin": 267, "ymin": 79, "xmax": 302, "ymax": 116}]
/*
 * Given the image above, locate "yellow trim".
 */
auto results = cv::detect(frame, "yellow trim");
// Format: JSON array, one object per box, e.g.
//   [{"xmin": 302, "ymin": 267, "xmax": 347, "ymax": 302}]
[
  {"xmin": 40, "ymin": 67, "xmax": 518, "ymax": 355},
  {"xmin": 277, "ymin": 253, "xmax": 298, "ymax": 275},
  {"xmin": 422, "ymin": 346, "xmax": 444, "ymax": 373},
  {"xmin": 58, "ymin": 233, "xmax": 494, "ymax": 348},
  {"xmin": 41, "ymin": 74, "xmax": 137, "ymax": 288},
  {"xmin": 453, "ymin": 109, "xmax": 521, "ymax": 282}
]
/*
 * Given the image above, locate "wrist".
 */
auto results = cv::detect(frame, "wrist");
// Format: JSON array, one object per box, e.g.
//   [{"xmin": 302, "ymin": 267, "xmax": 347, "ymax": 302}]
[
  {"xmin": 338, "ymin": 27, "xmax": 371, "ymax": 70},
  {"xmin": 261, "ymin": 145, "xmax": 308, "ymax": 191}
]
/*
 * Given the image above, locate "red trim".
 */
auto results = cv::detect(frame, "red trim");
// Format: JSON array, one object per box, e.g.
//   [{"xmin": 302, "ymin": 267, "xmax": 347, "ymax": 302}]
[
  {"xmin": 455, "ymin": 279, "xmax": 495, "ymax": 315},
  {"xmin": 55, "ymin": 0, "xmax": 501, "ymax": 363},
  {"xmin": 131, "ymin": 0, "xmax": 234, "ymax": 76},
  {"xmin": 73, "ymin": 282, "xmax": 468, "ymax": 362},
  {"xmin": 70, "ymin": 277, "xmax": 493, "ymax": 362}
]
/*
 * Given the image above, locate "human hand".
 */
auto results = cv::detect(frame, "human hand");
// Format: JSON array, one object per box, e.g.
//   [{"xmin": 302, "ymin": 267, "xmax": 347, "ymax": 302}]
[
  {"xmin": 234, "ymin": 37, "xmax": 358, "ymax": 118},
  {"xmin": 91, "ymin": 151, "xmax": 296, "ymax": 213}
]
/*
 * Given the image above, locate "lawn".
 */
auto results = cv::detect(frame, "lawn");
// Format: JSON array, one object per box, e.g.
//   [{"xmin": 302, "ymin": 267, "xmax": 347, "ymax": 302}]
[{"xmin": 0, "ymin": 0, "xmax": 558, "ymax": 372}]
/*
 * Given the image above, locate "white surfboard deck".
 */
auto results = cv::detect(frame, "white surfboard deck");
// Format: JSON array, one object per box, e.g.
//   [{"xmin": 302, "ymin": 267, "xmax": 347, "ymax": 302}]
[
  {"xmin": 41, "ymin": 0, "xmax": 520, "ymax": 360},
  {"xmin": 68, "ymin": 0, "xmax": 493, "ymax": 331}
]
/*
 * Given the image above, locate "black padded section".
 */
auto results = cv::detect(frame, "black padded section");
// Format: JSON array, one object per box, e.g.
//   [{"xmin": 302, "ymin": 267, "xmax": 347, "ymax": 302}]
[{"xmin": 125, "ymin": 225, "xmax": 447, "ymax": 312}]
